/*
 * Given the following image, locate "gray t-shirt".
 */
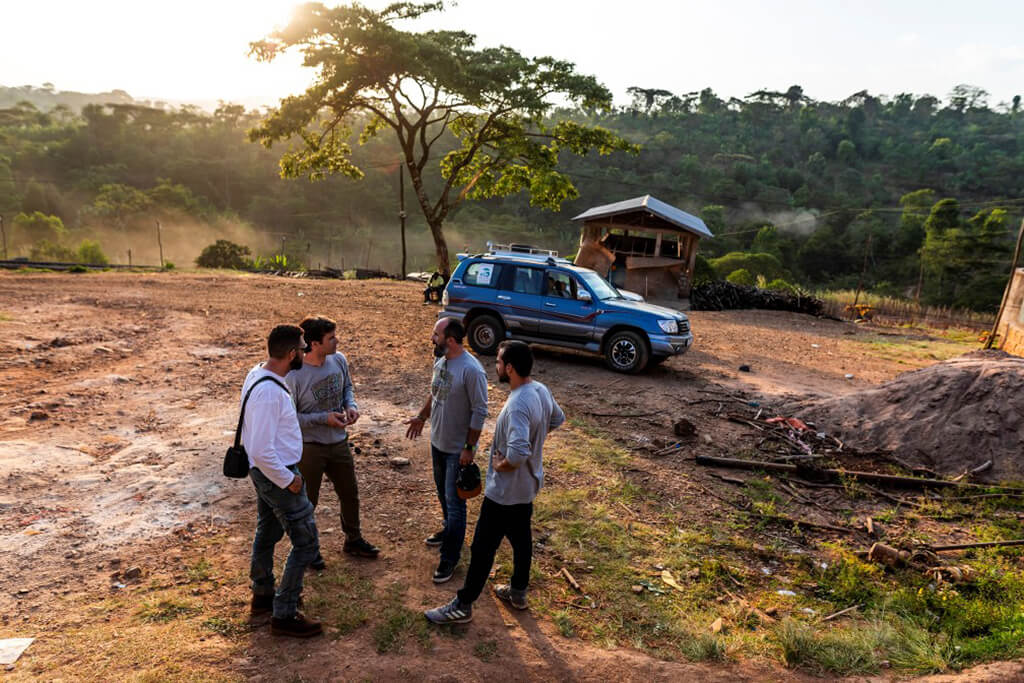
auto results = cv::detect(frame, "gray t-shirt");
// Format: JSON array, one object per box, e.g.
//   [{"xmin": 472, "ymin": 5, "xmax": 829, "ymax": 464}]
[
  {"xmin": 430, "ymin": 351, "xmax": 488, "ymax": 453},
  {"xmin": 486, "ymin": 380, "xmax": 564, "ymax": 505},
  {"xmin": 284, "ymin": 352, "xmax": 358, "ymax": 445}
]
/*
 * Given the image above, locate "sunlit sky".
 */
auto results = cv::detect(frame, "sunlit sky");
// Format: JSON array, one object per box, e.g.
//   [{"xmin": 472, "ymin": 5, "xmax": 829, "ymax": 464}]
[{"xmin": 2, "ymin": 0, "xmax": 1023, "ymax": 110}]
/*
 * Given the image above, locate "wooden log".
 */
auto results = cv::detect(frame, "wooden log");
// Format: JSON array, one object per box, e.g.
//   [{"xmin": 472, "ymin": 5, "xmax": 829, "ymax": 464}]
[
  {"xmin": 560, "ymin": 567, "xmax": 582, "ymax": 592},
  {"xmin": 926, "ymin": 539, "xmax": 1024, "ymax": 552},
  {"xmin": 694, "ymin": 455, "xmax": 1024, "ymax": 493}
]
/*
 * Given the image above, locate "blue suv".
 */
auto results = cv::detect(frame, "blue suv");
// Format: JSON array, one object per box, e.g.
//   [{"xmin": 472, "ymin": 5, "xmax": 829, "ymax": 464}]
[{"xmin": 440, "ymin": 251, "xmax": 693, "ymax": 373}]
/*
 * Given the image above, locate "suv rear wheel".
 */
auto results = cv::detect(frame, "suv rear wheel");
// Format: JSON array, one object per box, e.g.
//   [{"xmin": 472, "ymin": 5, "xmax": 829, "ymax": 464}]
[
  {"xmin": 467, "ymin": 314, "xmax": 504, "ymax": 356},
  {"xmin": 604, "ymin": 330, "xmax": 649, "ymax": 374}
]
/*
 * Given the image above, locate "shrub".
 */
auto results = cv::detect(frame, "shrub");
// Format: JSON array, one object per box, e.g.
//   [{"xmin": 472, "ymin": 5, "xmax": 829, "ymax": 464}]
[
  {"xmin": 77, "ymin": 240, "xmax": 108, "ymax": 265},
  {"xmin": 692, "ymin": 253, "xmax": 716, "ymax": 284},
  {"xmin": 726, "ymin": 268, "xmax": 755, "ymax": 286},
  {"xmin": 29, "ymin": 239, "xmax": 75, "ymax": 262},
  {"xmin": 195, "ymin": 240, "xmax": 251, "ymax": 269},
  {"xmin": 710, "ymin": 251, "xmax": 785, "ymax": 281},
  {"xmin": 162, "ymin": 261, "xmax": 175, "ymax": 270},
  {"xmin": 766, "ymin": 278, "xmax": 797, "ymax": 293}
]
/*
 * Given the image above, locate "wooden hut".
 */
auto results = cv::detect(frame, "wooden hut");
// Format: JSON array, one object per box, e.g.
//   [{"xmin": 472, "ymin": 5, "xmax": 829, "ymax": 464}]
[{"xmin": 572, "ymin": 195, "xmax": 713, "ymax": 300}]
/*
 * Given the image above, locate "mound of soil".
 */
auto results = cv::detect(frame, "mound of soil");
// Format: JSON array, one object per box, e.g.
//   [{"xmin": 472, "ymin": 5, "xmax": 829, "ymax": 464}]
[{"xmin": 795, "ymin": 350, "xmax": 1024, "ymax": 482}]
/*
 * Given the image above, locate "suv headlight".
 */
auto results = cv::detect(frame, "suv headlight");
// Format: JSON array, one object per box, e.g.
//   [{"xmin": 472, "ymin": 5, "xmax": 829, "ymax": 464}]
[{"xmin": 657, "ymin": 319, "xmax": 678, "ymax": 334}]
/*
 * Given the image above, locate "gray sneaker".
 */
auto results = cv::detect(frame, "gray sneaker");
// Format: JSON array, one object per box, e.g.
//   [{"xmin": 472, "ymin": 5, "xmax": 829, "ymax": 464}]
[
  {"xmin": 493, "ymin": 584, "xmax": 528, "ymax": 610},
  {"xmin": 424, "ymin": 596, "xmax": 472, "ymax": 624}
]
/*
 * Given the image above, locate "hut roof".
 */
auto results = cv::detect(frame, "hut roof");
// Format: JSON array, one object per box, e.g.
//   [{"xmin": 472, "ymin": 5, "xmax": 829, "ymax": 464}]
[{"xmin": 571, "ymin": 195, "xmax": 713, "ymax": 239}]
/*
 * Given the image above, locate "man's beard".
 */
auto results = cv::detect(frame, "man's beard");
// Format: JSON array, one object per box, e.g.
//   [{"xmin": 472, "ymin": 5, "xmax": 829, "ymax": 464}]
[
  {"xmin": 433, "ymin": 342, "xmax": 446, "ymax": 358},
  {"xmin": 289, "ymin": 356, "xmax": 304, "ymax": 371},
  {"xmin": 497, "ymin": 369, "xmax": 509, "ymax": 383}
]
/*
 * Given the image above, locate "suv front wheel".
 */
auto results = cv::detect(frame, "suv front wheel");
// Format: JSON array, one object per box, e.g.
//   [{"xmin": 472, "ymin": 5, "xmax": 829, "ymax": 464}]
[
  {"xmin": 466, "ymin": 314, "xmax": 504, "ymax": 356},
  {"xmin": 604, "ymin": 330, "xmax": 649, "ymax": 374}
]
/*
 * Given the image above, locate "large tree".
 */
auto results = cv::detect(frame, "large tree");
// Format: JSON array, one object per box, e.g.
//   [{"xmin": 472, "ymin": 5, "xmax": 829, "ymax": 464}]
[{"xmin": 248, "ymin": 1, "xmax": 635, "ymax": 276}]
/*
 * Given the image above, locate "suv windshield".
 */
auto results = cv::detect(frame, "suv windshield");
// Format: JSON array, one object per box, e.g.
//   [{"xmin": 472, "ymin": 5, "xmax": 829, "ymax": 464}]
[{"xmin": 578, "ymin": 271, "xmax": 622, "ymax": 300}]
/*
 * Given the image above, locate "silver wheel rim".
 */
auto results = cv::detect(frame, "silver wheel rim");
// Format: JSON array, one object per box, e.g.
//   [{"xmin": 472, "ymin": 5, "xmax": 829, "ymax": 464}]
[
  {"xmin": 475, "ymin": 325, "xmax": 495, "ymax": 348},
  {"xmin": 611, "ymin": 338, "xmax": 637, "ymax": 368}
]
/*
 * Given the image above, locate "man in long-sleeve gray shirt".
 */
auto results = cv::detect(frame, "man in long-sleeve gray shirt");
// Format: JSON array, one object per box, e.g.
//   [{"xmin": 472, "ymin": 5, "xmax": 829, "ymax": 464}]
[
  {"xmin": 426, "ymin": 340, "xmax": 563, "ymax": 625},
  {"xmin": 405, "ymin": 318, "xmax": 488, "ymax": 584},
  {"xmin": 286, "ymin": 316, "xmax": 379, "ymax": 567}
]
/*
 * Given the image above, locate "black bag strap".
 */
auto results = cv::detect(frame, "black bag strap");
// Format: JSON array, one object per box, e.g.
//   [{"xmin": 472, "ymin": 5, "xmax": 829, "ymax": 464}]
[{"xmin": 234, "ymin": 375, "xmax": 289, "ymax": 449}]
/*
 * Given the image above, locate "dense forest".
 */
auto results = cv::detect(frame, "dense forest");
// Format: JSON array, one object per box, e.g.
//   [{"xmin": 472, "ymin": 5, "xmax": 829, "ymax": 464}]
[{"xmin": 1, "ymin": 82, "xmax": 1021, "ymax": 311}]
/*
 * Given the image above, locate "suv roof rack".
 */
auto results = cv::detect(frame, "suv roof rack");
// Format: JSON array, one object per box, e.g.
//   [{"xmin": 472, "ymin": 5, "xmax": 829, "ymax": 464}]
[{"xmin": 486, "ymin": 241, "xmax": 558, "ymax": 257}]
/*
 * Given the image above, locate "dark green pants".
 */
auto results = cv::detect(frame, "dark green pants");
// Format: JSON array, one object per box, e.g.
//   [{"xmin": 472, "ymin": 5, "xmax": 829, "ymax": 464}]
[{"xmin": 298, "ymin": 440, "xmax": 361, "ymax": 543}]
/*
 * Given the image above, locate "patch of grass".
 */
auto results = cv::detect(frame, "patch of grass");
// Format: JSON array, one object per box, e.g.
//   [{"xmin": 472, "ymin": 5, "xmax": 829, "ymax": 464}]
[
  {"xmin": 186, "ymin": 558, "xmax": 213, "ymax": 583},
  {"xmin": 0, "ymin": 312, "xmax": 11, "ymax": 321},
  {"xmin": 307, "ymin": 567, "xmax": 374, "ymax": 635},
  {"xmin": 202, "ymin": 616, "xmax": 245, "ymax": 637},
  {"xmin": 372, "ymin": 585, "xmax": 432, "ymax": 653},
  {"xmin": 472, "ymin": 639, "xmax": 499, "ymax": 662},
  {"xmin": 773, "ymin": 617, "xmax": 883, "ymax": 675},
  {"xmin": 679, "ymin": 633, "xmax": 727, "ymax": 662},
  {"xmin": 136, "ymin": 597, "xmax": 202, "ymax": 623},
  {"xmin": 553, "ymin": 610, "xmax": 575, "ymax": 638}
]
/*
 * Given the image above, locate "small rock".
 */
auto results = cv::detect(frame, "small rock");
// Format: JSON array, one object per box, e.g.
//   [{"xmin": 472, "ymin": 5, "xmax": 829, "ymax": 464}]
[
  {"xmin": 28, "ymin": 411, "xmax": 49, "ymax": 421},
  {"xmin": 702, "ymin": 434, "xmax": 713, "ymax": 444},
  {"xmin": 123, "ymin": 566, "xmax": 142, "ymax": 580},
  {"xmin": 631, "ymin": 584, "xmax": 644, "ymax": 594},
  {"xmin": 388, "ymin": 457, "xmax": 410, "ymax": 467},
  {"xmin": 776, "ymin": 589, "xmax": 797, "ymax": 597},
  {"xmin": 738, "ymin": 365, "xmax": 751, "ymax": 372}
]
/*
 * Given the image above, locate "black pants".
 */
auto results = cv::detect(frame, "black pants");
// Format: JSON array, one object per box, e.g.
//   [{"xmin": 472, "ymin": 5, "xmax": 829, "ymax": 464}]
[{"xmin": 457, "ymin": 496, "xmax": 533, "ymax": 606}]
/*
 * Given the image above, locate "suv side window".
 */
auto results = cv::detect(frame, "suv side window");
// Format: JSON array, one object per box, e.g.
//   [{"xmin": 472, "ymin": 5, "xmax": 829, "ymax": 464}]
[
  {"xmin": 504, "ymin": 265, "xmax": 545, "ymax": 295},
  {"xmin": 464, "ymin": 262, "xmax": 500, "ymax": 287},
  {"xmin": 546, "ymin": 270, "xmax": 575, "ymax": 299}
]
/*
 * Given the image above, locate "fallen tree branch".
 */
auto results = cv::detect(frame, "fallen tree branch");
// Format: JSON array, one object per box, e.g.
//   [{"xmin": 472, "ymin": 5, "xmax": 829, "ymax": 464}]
[
  {"xmin": 926, "ymin": 539, "xmax": 1024, "ymax": 552},
  {"xmin": 695, "ymin": 455, "xmax": 1024, "ymax": 493},
  {"xmin": 822, "ymin": 604, "xmax": 861, "ymax": 622},
  {"xmin": 560, "ymin": 567, "xmax": 582, "ymax": 591},
  {"xmin": 584, "ymin": 410, "xmax": 659, "ymax": 418}
]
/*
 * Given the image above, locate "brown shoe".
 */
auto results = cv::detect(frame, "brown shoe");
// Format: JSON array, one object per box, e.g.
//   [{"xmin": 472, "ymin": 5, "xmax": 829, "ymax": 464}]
[
  {"xmin": 270, "ymin": 613, "xmax": 322, "ymax": 638},
  {"xmin": 250, "ymin": 593, "xmax": 274, "ymax": 616}
]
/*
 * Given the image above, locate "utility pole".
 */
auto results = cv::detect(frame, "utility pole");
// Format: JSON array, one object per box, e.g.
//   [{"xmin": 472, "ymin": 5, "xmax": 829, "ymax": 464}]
[
  {"xmin": 985, "ymin": 218, "xmax": 1024, "ymax": 349},
  {"xmin": 128, "ymin": 249, "xmax": 132, "ymax": 268},
  {"xmin": 852, "ymin": 233, "xmax": 872, "ymax": 309},
  {"xmin": 0, "ymin": 215, "xmax": 6, "ymax": 260},
  {"xmin": 155, "ymin": 221, "xmax": 165, "ymax": 270},
  {"xmin": 399, "ymin": 164, "xmax": 407, "ymax": 280}
]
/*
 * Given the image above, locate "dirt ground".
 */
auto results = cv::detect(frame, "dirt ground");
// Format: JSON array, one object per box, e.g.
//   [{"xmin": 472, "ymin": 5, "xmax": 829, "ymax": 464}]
[{"xmin": 1, "ymin": 271, "xmax": 1021, "ymax": 681}]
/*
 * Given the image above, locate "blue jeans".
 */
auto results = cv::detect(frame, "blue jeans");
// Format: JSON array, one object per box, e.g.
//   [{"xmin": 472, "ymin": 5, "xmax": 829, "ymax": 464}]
[
  {"xmin": 431, "ymin": 445, "xmax": 467, "ymax": 565},
  {"xmin": 249, "ymin": 465, "xmax": 320, "ymax": 619}
]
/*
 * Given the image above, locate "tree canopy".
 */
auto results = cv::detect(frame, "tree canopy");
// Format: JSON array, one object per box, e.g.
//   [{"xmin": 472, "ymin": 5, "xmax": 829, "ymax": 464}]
[{"xmin": 247, "ymin": 1, "xmax": 636, "ymax": 275}]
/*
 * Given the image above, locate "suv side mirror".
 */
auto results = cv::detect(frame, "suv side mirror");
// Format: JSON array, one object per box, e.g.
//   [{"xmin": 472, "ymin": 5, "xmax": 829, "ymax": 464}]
[{"xmin": 577, "ymin": 290, "xmax": 592, "ymax": 303}]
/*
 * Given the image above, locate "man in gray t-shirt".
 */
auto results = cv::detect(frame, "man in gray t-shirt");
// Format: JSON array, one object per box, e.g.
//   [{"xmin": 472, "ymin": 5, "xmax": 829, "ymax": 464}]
[
  {"xmin": 286, "ymin": 316, "xmax": 379, "ymax": 568},
  {"xmin": 405, "ymin": 318, "xmax": 488, "ymax": 584}
]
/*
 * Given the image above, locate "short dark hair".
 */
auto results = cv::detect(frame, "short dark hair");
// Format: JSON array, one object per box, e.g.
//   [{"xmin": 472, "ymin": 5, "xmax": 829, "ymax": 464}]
[
  {"xmin": 299, "ymin": 315, "xmax": 337, "ymax": 346},
  {"xmin": 498, "ymin": 340, "xmax": 532, "ymax": 377},
  {"xmin": 267, "ymin": 324, "xmax": 304, "ymax": 359},
  {"xmin": 443, "ymin": 319, "xmax": 465, "ymax": 345}
]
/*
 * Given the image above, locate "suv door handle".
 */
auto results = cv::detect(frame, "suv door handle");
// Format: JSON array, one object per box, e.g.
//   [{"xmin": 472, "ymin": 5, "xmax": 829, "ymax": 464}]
[
  {"xmin": 497, "ymin": 295, "xmax": 511, "ymax": 300},
  {"xmin": 544, "ymin": 302, "xmax": 557, "ymax": 307}
]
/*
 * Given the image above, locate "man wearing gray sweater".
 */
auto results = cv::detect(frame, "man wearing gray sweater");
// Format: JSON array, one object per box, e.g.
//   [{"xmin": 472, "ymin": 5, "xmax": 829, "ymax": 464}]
[
  {"xmin": 405, "ymin": 318, "xmax": 488, "ymax": 583},
  {"xmin": 286, "ymin": 316, "xmax": 379, "ymax": 568},
  {"xmin": 426, "ymin": 340, "xmax": 564, "ymax": 625}
]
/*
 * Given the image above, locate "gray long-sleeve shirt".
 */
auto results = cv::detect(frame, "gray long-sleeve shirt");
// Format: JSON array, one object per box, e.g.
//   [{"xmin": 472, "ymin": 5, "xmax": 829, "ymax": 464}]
[
  {"xmin": 486, "ymin": 380, "xmax": 564, "ymax": 505},
  {"xmin": 284, "ymin": 352, "xmax": 358, "ymax": 445},
  {"xmin": 430, "ymin": 351, "xmax": 488, "ymax": 453}
]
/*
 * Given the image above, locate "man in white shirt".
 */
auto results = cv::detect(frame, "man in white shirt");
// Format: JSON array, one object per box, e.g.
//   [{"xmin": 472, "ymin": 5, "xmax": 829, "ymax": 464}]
[{"xmin": 241, "ymin": 324, "xmax": 322, "ymax": 638}]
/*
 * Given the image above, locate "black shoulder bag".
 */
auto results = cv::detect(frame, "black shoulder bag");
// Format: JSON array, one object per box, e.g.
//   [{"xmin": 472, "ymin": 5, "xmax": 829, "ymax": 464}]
[{"xmin": 223, "ymin": 375, "xmax": 289, "ymax": 478}]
